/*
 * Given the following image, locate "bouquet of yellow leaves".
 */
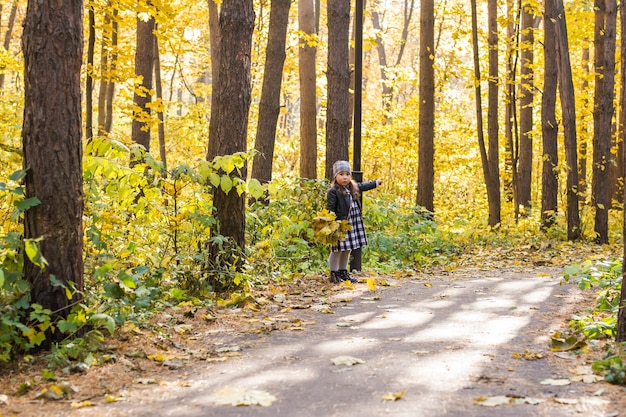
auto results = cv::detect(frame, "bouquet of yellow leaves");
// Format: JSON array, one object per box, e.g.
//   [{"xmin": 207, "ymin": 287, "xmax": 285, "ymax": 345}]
[{"xmin": 311, "ymin": 209, "xmax": 352, "ymax": 245}]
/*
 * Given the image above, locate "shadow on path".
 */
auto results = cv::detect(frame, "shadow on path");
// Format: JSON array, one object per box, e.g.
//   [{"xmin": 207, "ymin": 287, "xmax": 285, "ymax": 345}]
[{"xmin": 76, "ymin": 268, "xmax": 618, "ymax": 417}]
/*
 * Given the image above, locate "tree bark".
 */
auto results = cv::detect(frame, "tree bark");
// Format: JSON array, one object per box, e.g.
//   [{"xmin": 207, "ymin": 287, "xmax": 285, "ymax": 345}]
[
  {"xmin": 0, "ymin": 0, "xmax": 19, "ymax": 89},
  {"xmin": 592, "ymin": 0, "xmax": 615, "ymax": 244},
  {"xmin": 208, "ymin": 0, "xmax": 220, "ymax": 103},
  {"xmin": 325, "ymin": 0, "xmax": 351, "ymax": 180},
  {"xmin": 470, "ymin": 0, "xmax": 490, "ymax": 222},
  {"xmin": 541, "ymin": 0, "xmax": 558, "ymax": 231},
  {"xmin": 153, "ymin": 27, "xmax": 167, "ymax": 175},
  {"xmin": 86, "ymin": 6, "xmax": 95, "ymax": 141},
  {"xmin": 486, "ymin": 0, "xmax": 501, "ymax": 226},
  {"xmin": 97, "ymin": 2, "xmax": 117, "ymax": 137},
  {"xmin": 416, "ymin": 0, "xmax": 434, "ymax": 212},
  {"xmin": 618, "ymin": 0, "xmax": 626, "ymax": 344},
  {"xmin": 131, "ymin": 4, "xmax": 155, "ymax": 154},
  {"xmin": 579, "ymin": 43, "xmax": 591, "ymax": 202},
  {"xmin": 22, "ymin": 0, "xmax": 84, "ymax": 346},
  {"xmin": 503, "ymin": 0, "xmax": 516, "ymax": 207},
  {"xmin": 554, "ymin": 0, "xmax": 580, "ymax": 240},
  {"xmin": 518, "ymin": 1, "xmax": 534, "ymax": 211},
  {"xmin": 252, "ymin": 0, "xmax": 291, "ymax": 185},
  {"xmin": 298, "ymin": 0, "xmax": 317, "ymax": 179},
  {"xmin": 206, "ymin": 0, "xmax": 254, "ymax": 257}
]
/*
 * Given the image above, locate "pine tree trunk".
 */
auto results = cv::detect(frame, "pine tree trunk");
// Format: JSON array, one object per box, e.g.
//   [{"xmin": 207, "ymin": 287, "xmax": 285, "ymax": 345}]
[
  {"xmin": 416, "ymin": 0, "xmax": 434, "ymax": 212},
  {"xmin": 518, "ymin": 2, "xmax": 534, "ymax": 210},
  {"xmin": 619, "ymin": 0, "xmax": 626, "ymax": 343},
  {"xmin": 554, "ymin": 0, "xmax": 580, "ymax": 240},
  {"xmin": 22, "ymin": 0, "xmax": 84, "ymax": 346},
  {"xmin": 487, "ymin": 0, "xmax": 501, "ymax": 226},
  {"xmin": 592, "ymin": 0, "xmax": 615, "ymax": 244},
  {"xmin": 86, "ymin": 7, "xmax": 95, "ymax": 141},
  {"xmin": 206, "ymin": 0, "xmax": 254, "ymax": 276},
  {"xmin": 541, "ymin": 0, "xmax": 558, "ymax": 231},
  {"xmin": 298, "ymin": 0, "xmax": 318, "ymax": 179},
  {"xmin": 252, "ymin": 0, "xmax": 291, "ymax": 185},
  {"xmin": 131, "ymin": 5, "xmax": 155, "ymax": 154},
  {"xmin": 325, "ymin": 0, "xmax": 351, "ymax": 180}
]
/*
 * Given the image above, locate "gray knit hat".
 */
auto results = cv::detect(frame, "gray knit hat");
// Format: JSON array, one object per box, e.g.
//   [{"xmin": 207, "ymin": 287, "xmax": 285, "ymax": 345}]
[{"xmin": 332, "ymin": 160, "xmax": 351, "ymax": 179}]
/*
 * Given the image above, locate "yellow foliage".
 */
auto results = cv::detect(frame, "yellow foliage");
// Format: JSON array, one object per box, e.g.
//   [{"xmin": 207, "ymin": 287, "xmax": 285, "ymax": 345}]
[{"xmin": 311, "ymin": 209, "xmax": 352, "ymax": 245}]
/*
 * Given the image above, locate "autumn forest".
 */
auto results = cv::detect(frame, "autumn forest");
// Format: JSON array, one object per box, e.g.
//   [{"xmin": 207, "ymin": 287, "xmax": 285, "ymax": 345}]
[{"xmin": 1, "ymin": 0, "xmax": 626, "ymax": 374}]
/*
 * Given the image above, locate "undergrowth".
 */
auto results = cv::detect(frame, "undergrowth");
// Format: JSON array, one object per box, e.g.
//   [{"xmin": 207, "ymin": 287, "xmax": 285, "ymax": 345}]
[
  {"xmin": 563, "ymin": 258, "xmax": 626, "ymax": 385},
  {"xmin": 1, "ymin": 139, "xmax": 625, "ymax": 371}
]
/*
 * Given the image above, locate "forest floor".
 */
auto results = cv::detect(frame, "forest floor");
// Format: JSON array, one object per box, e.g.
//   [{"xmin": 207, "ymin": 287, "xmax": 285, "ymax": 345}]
[{"xmin": 2, "ymin": 249, "xmax": 626, "ymax": 417}]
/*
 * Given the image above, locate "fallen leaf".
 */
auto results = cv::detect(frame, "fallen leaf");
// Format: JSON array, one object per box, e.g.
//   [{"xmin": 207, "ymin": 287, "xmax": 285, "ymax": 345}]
[
  {"xmin": 34, "ymin": 386, "xmax": 64, "ymax": 401},
  {"xmin": 147, "ymin": 352, "xmax": 174, "ymax": 362},
  {"xmin": 331, "ymin": 355, "xmax": 366, "ymax": 366},
  {"xmin": 206, "ymin": 357, "xmax": 228, "ymax": 363},
  {"xmin": 511, "ymin": 349, "xmax": 543, "ymax": 360},
  {"xmin": 476, "ymin": 395, "xmax": 511, "ymax": 407},
  {"xmin": 382, "ymin": 390, "xmax": 406, "ymax": 401},
  {"xmin": 367, "ymin": 277, "xmax": 377, "ymax": 291},
  {"xmin": 549, "ymin": 333, "xmax": 587, "ymax": 352},
  {"xmin": 570, "ymin": 374, "xmax": 602, "ymax": 383},
  {"xmin": 215, "ymin": 387, "xmax": 276, "ymax": 407},
  {"xmin": 174, "ymin": 324, "xmax": 193, "ymax": 334},
  {"xmin": 553, "ymin": 397, "xmax": 578, "ymax": 405},
  {"xmin": 71, "ymin": 401, "xmax": 95, "ymax": 409},
  {"xmin": 540, "ymin": 378, "xmax": 570, "ymax": 386}
]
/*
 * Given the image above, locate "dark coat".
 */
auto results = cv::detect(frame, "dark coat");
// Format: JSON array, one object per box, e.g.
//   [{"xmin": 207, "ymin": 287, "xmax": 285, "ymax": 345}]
[{"xmin": 326, "ymin": 180, "xmax": 378, "ymax": 220}]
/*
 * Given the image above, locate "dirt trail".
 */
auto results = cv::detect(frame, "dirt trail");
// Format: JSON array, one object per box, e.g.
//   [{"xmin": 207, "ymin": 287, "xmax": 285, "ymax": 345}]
[{"xmin": 3, "ymin": 267, "xmax": 625, "ymax": 417}]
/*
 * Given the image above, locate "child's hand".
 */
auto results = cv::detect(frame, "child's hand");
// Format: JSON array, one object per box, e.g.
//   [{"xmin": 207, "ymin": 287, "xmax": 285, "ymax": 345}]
[{"xmin": 376, "ymin": 179, "xmax": 383, "ymax": 186}]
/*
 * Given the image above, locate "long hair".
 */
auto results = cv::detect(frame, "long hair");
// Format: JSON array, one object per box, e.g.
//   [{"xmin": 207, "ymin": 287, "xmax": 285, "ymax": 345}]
[{"xmin": 330, "ymin": 178, "xmax": 361, "ymax": 200}]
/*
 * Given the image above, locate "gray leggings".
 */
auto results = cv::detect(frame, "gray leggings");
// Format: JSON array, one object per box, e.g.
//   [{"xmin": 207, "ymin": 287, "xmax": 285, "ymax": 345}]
[{"xmin": 329, "ymin": 250, "xmax": 351, "ymax": 271}]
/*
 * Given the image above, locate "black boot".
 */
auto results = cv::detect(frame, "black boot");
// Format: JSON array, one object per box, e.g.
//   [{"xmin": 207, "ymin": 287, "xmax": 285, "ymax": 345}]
[
  {"xmin": 329, "ymin": 271, "xmax": 342, "ymax": 284},
  {"xmin": 339, "ymin": 269, "xmax": 358, "ymax": 283}
]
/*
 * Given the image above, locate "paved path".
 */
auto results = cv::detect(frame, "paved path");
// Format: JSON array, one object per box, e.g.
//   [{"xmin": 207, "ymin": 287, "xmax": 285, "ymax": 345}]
[{"xmin": 75, "ymin": 268, "xmax": 620, "ymax": 417}]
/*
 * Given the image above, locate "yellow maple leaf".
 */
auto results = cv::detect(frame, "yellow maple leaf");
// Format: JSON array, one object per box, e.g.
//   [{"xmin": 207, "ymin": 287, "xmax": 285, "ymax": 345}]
[{"xmin": 367, "ymin": 277, "xmax": 376, "ymax": 291}]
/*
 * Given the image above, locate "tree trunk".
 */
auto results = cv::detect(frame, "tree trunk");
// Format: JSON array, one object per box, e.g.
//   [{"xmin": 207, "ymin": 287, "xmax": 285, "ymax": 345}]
[
  {"xmin": 470, "ymin": 0, "xmax": 490, "ymax": 221},
  {"xmin": 85, "ymin": 6, "xmax": 95, "ymax": 141},
  {"xmin": 22, "ymin": 0, "xmax": 84, "ymax": 346},
  {"xmin": 487, "ymin": 0, "xmax": 501, "ymax": 226},
  {"xmin": 325, "ymin": 0, "xmax": 351, "ymax": 180},
  {"xmin": 554, "ymin": 0, "xmax": 580, "ymax": 240},
  {"xmin": 153, "ymin": 27, "xmax": 167, "ymax": 175},
  {"xmin": 618, "ymin": 0, "xmax": 626, "ymax": 344},
  {"xmin": 208, "ymin": 0, "xmax": 220, "ymax": 102},
  {"xmin": 298, "ymin": 0, "xmax": 317, "ymax": 179},
  {"xmin": 0, "ymin": 0, "xmax": 19, "ymax": 89},
  {"xmin": 592, "ymin": 0, "xmax": 615, "ymax": 244},
  {"xmin": 541, "ymin": 0, "xmax": 559, "ymax": 231},
  {"xmin": 608, "ymin": 0, "xmax": 622, "ymax": 206},
  {"xmin": 518, "ymin": 1, "xmax": 534, "ymax": 211},
  {"xmin": 252, "ymin": 0, "xmax": 291, "ymax": 185},
  {"xmin": 579, "ymin": 43, "xmax": 591, "ymax": 202},
  {"xmin": 371, "ymin": 8, "xmax": 391, "ymax": 116},
  {"xmin": 206, "ymin": 0, "xmax": 254, "ymax": 260},
  {"xmin": 503, "ymin": 0, "xmax": 516, "ymax": 207},
  {"xmin": 416, "ymin": 0, "xmax": 434, "ymax": 212},
  {"xmin": 131, "ymin": 4, "xmax": 155, "ymax": 154},
  {"xmin": 97, "ymin": 3, "xmax": 117, "ymax": 137}
]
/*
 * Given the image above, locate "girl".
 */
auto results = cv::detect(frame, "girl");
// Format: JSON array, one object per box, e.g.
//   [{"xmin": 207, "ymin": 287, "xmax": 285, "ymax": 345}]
[{"xmin": 326, "ymin": 160, "xmax": 382, "ymax": 283}]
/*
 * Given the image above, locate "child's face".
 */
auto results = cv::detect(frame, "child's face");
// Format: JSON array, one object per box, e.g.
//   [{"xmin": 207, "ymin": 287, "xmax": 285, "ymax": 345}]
[{"xmin": 336, "ymin": 171, "xmax": 351, "ymax": 186}]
